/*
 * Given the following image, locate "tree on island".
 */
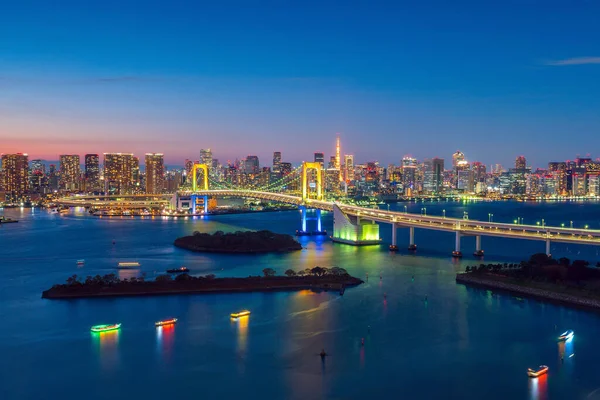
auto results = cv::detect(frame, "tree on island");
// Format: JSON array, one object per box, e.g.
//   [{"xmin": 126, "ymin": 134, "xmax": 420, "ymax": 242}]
[
  {"xmin": 311, "ymin": 266, "xmax": 326, "ymax": 276},
  {"xmin": 285, "ymin": 269, "xmax": 296, "ymax": 277},
  {"xmin": 262, "ymin": 268, "xmax": 276, "ymax": 277},
  {"xmin": 155, "ymin": 274, "xmax": 173, "ymax": 282}
]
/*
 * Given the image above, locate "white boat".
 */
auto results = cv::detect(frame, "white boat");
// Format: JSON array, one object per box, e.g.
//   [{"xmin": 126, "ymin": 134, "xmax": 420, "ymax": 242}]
[
  {"xmin": 76, "ymin": 259, "xmax": 85, "ymax": 265},
  {"xmin": 117, "ymin": 262, "xmax": 141, "ymax": 268}
]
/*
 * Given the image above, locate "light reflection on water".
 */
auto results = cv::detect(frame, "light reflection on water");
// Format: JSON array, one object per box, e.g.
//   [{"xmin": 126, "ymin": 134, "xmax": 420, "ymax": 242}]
[
  {"xmin": 92, "ymin": 330, "xmax": 120, "ymax": 371},
  {"xmin": 156, "ymin": 325, "xmax": 175, "ymax": 362},
  {"xmin": 528, "ymin": 373, "xmax": 548, "ymax": 400}
]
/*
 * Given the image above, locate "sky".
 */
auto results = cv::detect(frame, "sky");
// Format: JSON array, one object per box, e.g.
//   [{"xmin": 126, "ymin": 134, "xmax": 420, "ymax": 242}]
[{"xmin": 1, "ymin": 0, "xmax": 599, "ymax": 168}]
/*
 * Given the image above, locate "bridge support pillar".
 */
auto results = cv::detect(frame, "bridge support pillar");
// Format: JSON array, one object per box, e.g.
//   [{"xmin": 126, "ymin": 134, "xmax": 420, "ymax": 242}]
[
  {"xmin": 408, "ymin": 226, "xmax": 417, "ymax": 250},
  {"xmin": 389, "ymin": 223, "xmax": 398, "ymax": 251},
  {"xmin": 473, "ymin": 235, "xmax": 484, "ymax": 257},
  {"xmin": 452, "ymin": 232, "xmax": 463, "ymax": 257},
  {"xmin": 296, "ymin": 206, "xmax": 310, "ymax": 236},
  {"xmin": 313, "ymin": 208, "xmax": 327, "ymax": 236},
  {"xmin": 545, "ymin": 239, "xmax": 551, "ymax": 257}
]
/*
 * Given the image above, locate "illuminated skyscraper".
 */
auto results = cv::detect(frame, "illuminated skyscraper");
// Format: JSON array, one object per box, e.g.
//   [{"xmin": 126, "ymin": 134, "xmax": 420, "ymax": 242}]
[
  {"xmin": 2, "ymin": 153, "xmax": 29, "ymax": 202},
  {"xmin": 402, "ymin": 157, "xmax": 417, "ymax": 195},
  {"xmin": 200, "ymin": 149, "xmax": 212, "ymax": 168},
  {"xmin": 548, "ymin": 162, "xmax": 567, "ymax": 195},
  {"xmin": 314, "ymin": 152, "xmax": 324, "ymax": 164},
  {"xmin": 145, "ymin": 153, "xmax": 164, "ymax": 194},
  {"xmin": 423, "ymin": 158, "xmax": 444, "ymax": 193},
  {"xmin": 515, "ymin": 156, "xmax": 526, "ymax": 170},
  {"xmin": 103, "ymin": 153, "xmax": 134, "ymax": 195},
  {"xmin": 344, "ymin": 154, "xmax": 354, "ymax": 182},
  {"xmin": 59, "ymin": 154, "xmax": 80, "ymax": 191},
  {"xmin": 245, "ymin": 155, "xmax": 260, "ymax": 174},
  {"xmin": 452, "ymin": 151, "xmax": 465, "ymax": 168},
  {"xmin": 30, "ymin": 160, "xmax": 45, "ymax": 175},
  {"xmin": 84, "ymin": 154, "xmax": 100, "ymax": 191},
  {"xmin": 335, "ymin": 134, "xmax": 342, "ymax": 181}
]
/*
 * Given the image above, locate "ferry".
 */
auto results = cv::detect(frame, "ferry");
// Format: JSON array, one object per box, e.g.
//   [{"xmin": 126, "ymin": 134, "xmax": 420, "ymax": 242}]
[
  {"xmin": 230, "ymin": 310, "xmax": 251, "ymax": 319},
  {"xmin": 90, "ymin": 323, "xmax": 121, "ymax": 333},
  {"xmin": 527, "ymin": 365, "xmax": 548, "ymax": 378},
  {"xmin": 155, "ymin": 318, "xmax": 178, "ymax": 327},
  {"xmin": 558, "ymin": 330, "xmax": 574, "ymax": 341},
  {"xmin": 76, "ymin": 259, "xmax": 85, "ymax": 265},
  {"xmin": 117, "ymin": 262, "xmax": 141, "ymax": 268},
  {"xmin": 167, "ymin": 267, "xmax": 189, "ymax": 273}
]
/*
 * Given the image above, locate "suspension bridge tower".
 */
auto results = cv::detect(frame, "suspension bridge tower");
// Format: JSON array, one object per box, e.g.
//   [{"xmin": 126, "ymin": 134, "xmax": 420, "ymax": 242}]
[
  {"xmin": 297, "ymin": 161, "xmax": 326, "ymax": 236},
  {"xmin": 187, "ymin": 163, "xmax": 210, "ymax": 213}
]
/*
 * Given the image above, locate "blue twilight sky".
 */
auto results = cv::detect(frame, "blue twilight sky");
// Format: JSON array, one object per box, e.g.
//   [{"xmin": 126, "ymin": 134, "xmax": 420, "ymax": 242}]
[{"xmin": 1, "ymin": 0, "xmax": 599, "ymax": 168}]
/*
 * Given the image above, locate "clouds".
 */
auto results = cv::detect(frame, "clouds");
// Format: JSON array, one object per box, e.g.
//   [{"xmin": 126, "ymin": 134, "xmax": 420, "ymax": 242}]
[{"xmin": 545, "ymin": 57, "xmax": 600, "ymax": 66}]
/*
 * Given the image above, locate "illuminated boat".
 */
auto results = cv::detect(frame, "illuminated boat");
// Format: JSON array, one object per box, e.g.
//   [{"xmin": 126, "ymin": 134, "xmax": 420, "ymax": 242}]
[
  {"xmin": 558, "ymin": 330, "xmax": 574, "ymax": 341},
  {"xmin": 167, "ymin": 267, "xmax": 189, "ymax": 273},
  {"xmin": 155, "ymin": 318, "xmax": 178, "ymax": 327},
  {"xmin": 527, "ymin": 365, "xmax": 548, "ymax": 378},
  {"xmin": 76, "ymin": 259, "xmax": 85, "ymax": 265},
  {"xmin": 117, "ymin": 262, "xmax": 141, "ymax": 268},
  {"xmin": 230, "ymin": 310, "xmax": 251, "ymax": 319},
  {"xmin": 90, "ymin": 323, "xmax": 121, "ymax": 333}
]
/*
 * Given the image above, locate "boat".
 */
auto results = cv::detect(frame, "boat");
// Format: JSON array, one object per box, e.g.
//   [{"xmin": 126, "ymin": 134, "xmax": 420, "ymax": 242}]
[
  {"xmin": 527, "ymin": 365, "xmax": 548, "ymax": 378},
  {"xmin": 167, "ymin": 267, "xmax": 189, "ymax": 273},
  {"xmin": 155, "ymin": 318, "xmax": 178, "ymax": 327},
  {"xmin": 90, "ymin": 323, "xmax": 121, "ymax": 333},
  {"xmin": 230, "ymin": 310, "xmax": 251, "ymax": 319},
  {"xmin": 117, "ymin": 262, "xmax": 141, "ymax": 268},
  {"xmin": 76, "ymin": 259, "xmax": 85, "ymax": 265},
  {"xmin": 558, "ymin": 330, "xmax": 574, "ymax": 341}
]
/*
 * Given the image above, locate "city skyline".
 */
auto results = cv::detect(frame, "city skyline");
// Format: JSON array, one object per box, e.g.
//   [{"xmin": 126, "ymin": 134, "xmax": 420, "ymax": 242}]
[{"xmin": 2, "ymin": 2, "xmax": 600, "ymax": 167}]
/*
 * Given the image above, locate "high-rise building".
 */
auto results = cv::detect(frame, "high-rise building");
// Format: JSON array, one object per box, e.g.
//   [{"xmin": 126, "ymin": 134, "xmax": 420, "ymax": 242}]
[
  {"xmin": 452, "ymin": 151, "xmax": 465, "ymax": 168},
  {"xmin": 335, "ymin": 134, "xmax": 342, "ymax": 181},
  {"xmin": 272, "ymin": 151, "xmax": 281, "ymax": 168},
  {"xmin": 30, "ymin": 160, "xmax": 45, "ymax": 175},
  {"xmin": 457, "ymin": 169, "xmax": 474, "ymax": 192},
  {"xmin": 472, "ymin": 161, "xmax": 487, "ymax": 183},
  {"xmin": 328, "ymin": 156, "xmax": 336, "ymax": 169},
  {"xmin": 131, "ymin": 156, "xmax": 140, "ymax": 191},
  {"xmin": 59, "ymin": 155, "xmax": 80, "ymax": 191},
  {"xmin": 280, "ymin": 162, "xmax": 292, "ymax": 176},
  {"xmin": 455, "ymin": 160, "xmax": 470, "ymax": 190},
  {"xmin": 200, "ymin": 149, "xmax": 212, "ymax": 168},
  {"xmin": 423, "ymin": 158, "xmax": 444, "ymax": 193},
  {"xmin": 548, "ymin": 162, "xmax": 567, "ymax": 195},
  {"xmin": 244, "ymin": 156, "xmax": 260, "ymax": 174},
  {"xmin": 2, "ymin": 153, "xmax": 29, "ymax": 202},
  {"xmin": 515, "ymin": 156, "xmax": 527, "ymax": 170},
  {"xmin": 344, "ymin": 154, "xmax": 354, "ymax": 182},
  {"xmin": 402, "ymin": 157, "xmax": 417, "ymax": 195},
  {"xmin": 84, "ymin": 154, "xmax": 100, "ymax": 191},
  {"xmin": 145, "ymin": 153, "xmax": 164, "ymax": 194},
  {"xmin": 103, "ymin": 153, "xmax": 134, "ymax": 195},
  {"xmin": 314, "ymin": 152, "xmax": 325, "ymax": 165}
]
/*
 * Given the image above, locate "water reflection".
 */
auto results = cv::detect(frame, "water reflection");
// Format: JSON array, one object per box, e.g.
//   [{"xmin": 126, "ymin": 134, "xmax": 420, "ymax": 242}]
[
  {"xmin": 156, "ymin": 325, "xmax": 175, "ymax": 362},
  {"xmin": 234, "ymin": 315, "xmax": 249, "ymax": 353},
  {"xmin": 92, "ymin": 330, "xmax": 120, "ymax": 370},
  {"xmin": 528, "ymin": 373, "xmax": 548, "ymax": 400}
]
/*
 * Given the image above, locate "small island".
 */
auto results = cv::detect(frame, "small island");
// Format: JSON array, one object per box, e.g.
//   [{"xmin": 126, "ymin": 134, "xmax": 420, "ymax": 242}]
[
  {"xmin": 174, "ymin": 230, "xmax": 302, "ymax": 254},
  {"xmin": 456, "ymin": 253, "xmax": 600, "ymax": 311},
  {"xmin": 42, "ymin": 266, "xmax": 363, "ymax": 299}
]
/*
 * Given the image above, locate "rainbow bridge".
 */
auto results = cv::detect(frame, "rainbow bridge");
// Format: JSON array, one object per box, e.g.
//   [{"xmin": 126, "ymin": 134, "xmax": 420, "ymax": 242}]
[{"xmin": 56, "ymin": 163, "xmax": 600, "ymax": 257}]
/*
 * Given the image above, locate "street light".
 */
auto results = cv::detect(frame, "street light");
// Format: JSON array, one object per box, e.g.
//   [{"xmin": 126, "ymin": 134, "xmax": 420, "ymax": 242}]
[
  {"xmin": 443, "ymin": 209, "xmax": 446, "ymax": 218},
  {"xmin": 488, "ymin": 213, "xmax": 493, "ymax": 223},
  {"xmin": 542, "ymin": 219, "xmax": 545, "ymax": 228},
  {"xmin": 585, "ymin": 225, "xmax": 589, "ymax": 229},
  {"xmin": 570, "ymin": 221, "xmax": 573, "ymax": 229},
  {"xmin": 404, "ymin": 205, "xmax": 408, "ymax": 214}
]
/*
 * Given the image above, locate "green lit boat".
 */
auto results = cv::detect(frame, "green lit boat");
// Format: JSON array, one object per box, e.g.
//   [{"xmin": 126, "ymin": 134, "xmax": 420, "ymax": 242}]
[{"xmin": 90, "ymin": 323, "xmax": 121, "ymax": 333}]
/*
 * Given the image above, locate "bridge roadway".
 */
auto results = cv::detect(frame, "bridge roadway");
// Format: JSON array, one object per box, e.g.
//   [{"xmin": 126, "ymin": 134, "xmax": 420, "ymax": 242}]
[{"xmin": 57, "ymin": 190, "xmax": 600, "ymax": 250}]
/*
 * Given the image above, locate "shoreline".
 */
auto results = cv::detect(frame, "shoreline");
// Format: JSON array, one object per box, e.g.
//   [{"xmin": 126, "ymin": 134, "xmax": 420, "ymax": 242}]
[
  {"xmin": 456, "ymin": 273, "xmax": 600, "ymax": 312},
  {"xmin": 42, "ymin": 276, "xmax": 363, "ymax": 300}
]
